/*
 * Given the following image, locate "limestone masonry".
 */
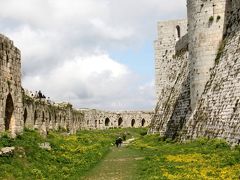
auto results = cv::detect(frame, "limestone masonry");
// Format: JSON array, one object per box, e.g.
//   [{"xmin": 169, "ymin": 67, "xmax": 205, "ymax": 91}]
[
  {"xmin": 0, "ymin": 35, "xmax": 152, "ymax": 136},
  {"xmin": 150, "ymin": 0, "xmax": 240, "ymax": 145}
]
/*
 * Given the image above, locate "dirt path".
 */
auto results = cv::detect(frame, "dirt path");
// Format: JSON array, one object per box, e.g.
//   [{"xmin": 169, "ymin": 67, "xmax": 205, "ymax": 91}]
[{"xmin": 82, "ymin": 138, "xmax": 143, "ymax": 180}]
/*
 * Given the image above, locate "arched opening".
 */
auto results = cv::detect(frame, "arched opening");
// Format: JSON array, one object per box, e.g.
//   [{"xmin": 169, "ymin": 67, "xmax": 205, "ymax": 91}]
[
  {"xmin": 5, "ymin": 93, "xmax": 14, "ymax": 131},
  {"xmin": 95, "ymin": 120, "xmax": 98, "ymax": 128},
  {"xmin": 176, "ymin": 25, "xmax": 181, "ymax": 39},
  {"xmin": 105, "ymin": 118, "xmax": 110, "ymax": 126},
  {"xmin": 42, "ymin": 111, "xmax": 45, "ymax": 123},
  {"xmin": 141, "ymin": 119, "xmax": 146, "ymax": 127},
  {"xmin": 34, "ymin": 111, "xmax": 37, "ymax": 125},
  {"xmin": 23, "ymin": 108, "xmax": 27, "ymax": 126},
  {"xmin": 131, "ymin": 119, "xmax": 135, "ymax": 127},
  {"xmin": 118, "ymin": 117, "xmax": 123, "ymax": 127}
]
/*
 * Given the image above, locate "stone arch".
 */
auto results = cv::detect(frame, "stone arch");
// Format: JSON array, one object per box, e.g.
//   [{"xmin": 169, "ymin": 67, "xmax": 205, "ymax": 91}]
[
  {"xmin": 23, "ymin": 108, "xmax": 27, "ymax": 126},
  {"xmin": 131, "ymin": 119, "xmax": 135, "ymax": 127},
  {"xmin": 5, "ymin": 93, "xmax": 14, "ymax": 131},
  {"xmin": 118, "ymin": 117, "xmax": 123, "ymax": 126},
  {"xmin": 141, "ymin": 118, "xmax": 146, "ymax": 127},
  {"xmin": 105, "ymin": 118, "xmax": 110, "ymax": 126},
  {"xmin": 34, "ymin": 110, "xmax": 37, "ymax": 125},
  {"xmin": 176, "ymin": 25, "xmax": 181, "ymax": 39},
  {"xmin": 95, "ymin": 120, "xmax": 98, "ymax": 128}
]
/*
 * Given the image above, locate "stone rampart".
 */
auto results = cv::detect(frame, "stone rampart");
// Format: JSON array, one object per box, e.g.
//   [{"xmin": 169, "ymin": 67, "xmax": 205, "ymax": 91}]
[{"xmin": 0, "ymin": 34, "xmax": 23, "ymax": 136}]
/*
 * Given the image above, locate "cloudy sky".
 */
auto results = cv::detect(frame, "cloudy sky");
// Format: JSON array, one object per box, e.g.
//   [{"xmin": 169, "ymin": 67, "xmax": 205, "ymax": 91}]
[{"xmin": 0, "ymin": 0, "xmax": 186, "ymax": 111}]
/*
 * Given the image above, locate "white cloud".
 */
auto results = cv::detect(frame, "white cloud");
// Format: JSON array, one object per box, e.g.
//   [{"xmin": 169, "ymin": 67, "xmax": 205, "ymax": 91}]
[{"xmin": 0, "ymin": 0, "xmax": 186, "ymax": 110}]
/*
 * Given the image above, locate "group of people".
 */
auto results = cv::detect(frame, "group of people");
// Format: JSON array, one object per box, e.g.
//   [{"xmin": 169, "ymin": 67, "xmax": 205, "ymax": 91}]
[{"xmin": 115, "ymin": 133, "xmax": 127, "ymax": 148}]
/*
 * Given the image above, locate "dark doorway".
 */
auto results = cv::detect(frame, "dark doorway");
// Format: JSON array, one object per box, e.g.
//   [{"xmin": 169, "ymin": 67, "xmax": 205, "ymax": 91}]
[
  {"xmin": 131, "ymin": 119, "xmax": 135, "ymax": 127},
  {"xmin": 118, "ymin": 117, "xmax": 123, "ymax": 126},
  {"xmin": 95, "ymin": 120, "xmax": 98, "ymax": 128},
  {"xmin": 42, "ymin": 111, "xmax": 45, "ymax": 123},
  {"xmin": 23, "ymin": 108, "xmax": 27, "ymax": 126},
  {"xmin": 141, "ymin": 119, "xmax": 146, "ymax": 127},
  {"xmin": 105, "ymin": 118, "xmax": 110, "ymax": 126},
  {"xmin": 5, "ymin": 93, "xmax": 14, "ymax": 131}
]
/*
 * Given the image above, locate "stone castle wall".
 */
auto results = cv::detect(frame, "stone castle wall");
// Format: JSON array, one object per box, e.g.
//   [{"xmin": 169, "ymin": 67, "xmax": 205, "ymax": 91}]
[
  {"xmin": 187, "ymin": 0, "xmax": 228, "ymax": 110},
  {"xmin": 181, "ymin": 3, "xmax": 240, "ymax": 145},
  {"xmin": 154, "ymin": 20, "xmax": 187, "ymax": 100},
  {"xmin": 80, "ymin": 109, "xmax": 152, "ymax": 130},
  {"xmin": 151, "ymin": 20, "xmax": 189, "ymax": 136},
  {"xmin": 22, "ymin": 92, "xmax": 152, "ymax": 134},
  {"xmin": 0, "ymin": 34, "xmax": 23, "ymax": 136},
  {"xmin": 152, "ymin": 0, "xmax": 240, "ymax": 144}
]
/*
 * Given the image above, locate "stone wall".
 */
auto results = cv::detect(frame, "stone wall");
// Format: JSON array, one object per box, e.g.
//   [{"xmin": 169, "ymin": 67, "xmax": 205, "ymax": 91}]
[
  {"xmin": 79, "ymin": 109, "xmax": 153, "ymax": 130},
  {"xmin": 154, "ymin": 20, "xmax": 187, "ymax": 100},
  {"xmin": 0, "ymin": 34, "xmax": 23, "ymax": 136},
  {"xmin": 150, "ymin": 50, "xmax": 190, "ymax": 137},
  {"xmin": 181, "ymin": 4, "xmax": 240, "ymax": 145},
  {"xmin": 23, "ymin": 91, "xmax": 84, "ymax": 134},
  {"xmin": 187, "ymin": 0, "xmax": 228, "ymax": 110},
  {"xmin": 151, "ymin": 0, "xmax": 240, "ymax": 144},
  {"xmin": 22, "ymin": 91, "xmax": 153, "ymax": 134},
  {"xmin": 151, "ymin": 19, "xmax": 188, "ymax": 135}
]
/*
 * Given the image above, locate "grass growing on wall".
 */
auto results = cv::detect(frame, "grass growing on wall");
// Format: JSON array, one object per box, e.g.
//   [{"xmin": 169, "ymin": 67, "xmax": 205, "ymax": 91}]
[
  {"xmin": 0, "ymin": 128, "xmax": 145, "ymax": 179},
  {"xmin": 130, "ymin": 134, "xmax": 240, "ymax": 179}
]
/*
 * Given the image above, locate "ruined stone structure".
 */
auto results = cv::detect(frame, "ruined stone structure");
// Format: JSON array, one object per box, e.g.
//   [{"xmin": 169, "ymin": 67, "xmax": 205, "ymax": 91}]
[
  {"xmin": 22, "ymin": 92, "xmax": 152, "ymax": 135},
  {"xmin": 151, "ymin": 0, "xmax": 240, "ymax": 144},
  {"xmin": 0, "ymin": 34, "xmax": 23, "ymax": 137},
  {"xmin": 0, "ymin": 35, "xmax": 153, "ymax": 136},
  {"xmin": 79, "ymin": 109, "xmax": 152, "ymax": 130}
]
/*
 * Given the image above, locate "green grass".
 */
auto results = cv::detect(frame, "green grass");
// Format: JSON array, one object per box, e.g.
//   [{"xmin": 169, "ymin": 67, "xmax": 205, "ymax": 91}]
[
  {"xmin": 1, "ymin": 129, "xmax": 239, "ymax": 180},
  {"xmin": 0, "ymin": 128, "xmax": 146, "ymax": 179},
  {"xmin": 130, "ymin": 134, "xmax": 240, "ymax": 179}
]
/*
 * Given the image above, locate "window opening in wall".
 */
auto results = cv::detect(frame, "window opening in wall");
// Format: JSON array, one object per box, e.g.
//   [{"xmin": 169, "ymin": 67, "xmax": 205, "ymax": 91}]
[{"xmin": 176, "ymin": 25, "xmax": 181, "ymax": 40}]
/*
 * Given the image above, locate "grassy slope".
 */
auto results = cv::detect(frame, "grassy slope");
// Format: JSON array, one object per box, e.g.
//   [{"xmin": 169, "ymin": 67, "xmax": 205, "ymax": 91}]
[
  {"xmin": 0, "ymin": 128, "xmax": 146, "ymax": 179},
  {"xmin": 130, "ymin": 135, "xmax": 240, "ymax": 179}
]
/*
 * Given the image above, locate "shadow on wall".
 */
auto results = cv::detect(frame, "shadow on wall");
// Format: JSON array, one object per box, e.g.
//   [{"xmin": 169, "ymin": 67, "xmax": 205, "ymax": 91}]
[{"xmin": 164, "ymin": 72, "xmax": 191, "ymax": 140}]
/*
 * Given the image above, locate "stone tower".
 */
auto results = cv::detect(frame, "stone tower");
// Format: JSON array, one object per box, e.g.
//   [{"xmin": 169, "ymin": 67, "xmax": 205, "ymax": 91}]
[
  {"xmin": 187, "ymin": 0, "xmax": 228, "ymax": 109},
  {"xmin": 0, "ymin": 34, "xmax": 23, "ymax": 136},
  {"xmin": 155, "ymin": 20, "xmax": 187, "ymax": 100}
]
